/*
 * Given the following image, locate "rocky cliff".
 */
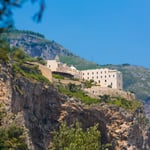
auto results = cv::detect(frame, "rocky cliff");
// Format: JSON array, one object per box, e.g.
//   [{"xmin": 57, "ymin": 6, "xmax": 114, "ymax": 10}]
[{"xmin": 0, "ymin": 61, "xmax": 149, "ymax": 150}]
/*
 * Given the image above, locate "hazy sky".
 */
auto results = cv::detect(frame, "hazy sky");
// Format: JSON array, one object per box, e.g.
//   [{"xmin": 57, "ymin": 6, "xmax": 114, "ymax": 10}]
[{"xmin": 13, "ymin": 0, "xmax": 150, "ymax": 68}]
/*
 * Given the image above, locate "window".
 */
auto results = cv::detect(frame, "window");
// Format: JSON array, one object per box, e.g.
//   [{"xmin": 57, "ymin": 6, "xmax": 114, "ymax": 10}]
[
  {"xmin": 87, "ymin": 72, "xmax": 89, "ymax": 75},
  {"xmin": 113, "ymin": 75, "xmax": 115, "ymax": 77},
  {"xmin": 92, "ymin": 72, "xmax": 94, "ymax": 75},
  {"xmin": 109, "ymin": 75, "xmax": 111, "ymax": 78},
  {"xmin": 101, "ymin": 76, "xmax": 102, "ymax": 78},
  {"xmin": 49, "ymin": 65, "xmax": 51, "ymax": 68},
  {"xmin": 105, "ymin": 75, "xmax": 107, "ymax": 78},
  {"xmin": 105, "ymin": 80, "xmax": 107, "ymax": 82},
  {"xmin": 97, "ymin": 76, "xmax": 98, "ymax": 79},
  {"xmin": 99, "ymin": 80, "xmax": 100, "ymax": 83},
  {"xmin": 97, "ymin": 72, "xmax": 98, "ymax": 74},
  {"xmin": 83, "ymin": 73, "xmax": 84, "ymax": 75}
]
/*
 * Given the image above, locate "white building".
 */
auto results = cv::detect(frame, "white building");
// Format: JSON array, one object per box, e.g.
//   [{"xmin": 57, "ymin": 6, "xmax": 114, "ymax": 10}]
[
  {"xmin": 46, "ymin": 56, "xmax": 123, "ymax": 90},
  {"xmin": 46, "ymin": 59, "xmax": 58, "ymax": 71},
  {"xmin": 81, "ymin": 68, "xmax": 122, "ymax": 90},
  {"xmin": 46, "ymin": 56, "xmax": 80, "ymax": 79}
]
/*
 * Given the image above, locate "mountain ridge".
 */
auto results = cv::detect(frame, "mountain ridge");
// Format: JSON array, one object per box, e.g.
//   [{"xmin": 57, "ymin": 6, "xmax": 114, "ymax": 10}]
[{"xmin": 2, "ymin": 29, "xmax": 150, "ymax": 101}]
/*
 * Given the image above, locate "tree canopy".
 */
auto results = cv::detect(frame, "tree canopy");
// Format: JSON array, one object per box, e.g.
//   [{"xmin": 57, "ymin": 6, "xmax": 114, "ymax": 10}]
[
  {"xmin": 0, "ymin": 0, "xmax": 45, "ymax": 30},
  {"xmin": 49, "ymin": 121, "xmax": 102, "ymax": 150}
]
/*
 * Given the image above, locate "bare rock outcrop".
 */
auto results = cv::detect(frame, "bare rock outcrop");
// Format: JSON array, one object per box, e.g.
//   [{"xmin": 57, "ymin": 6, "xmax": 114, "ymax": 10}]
[
  {"xmin": 10, "ymin": 77, "xmax": 148, "ymax": 150},
  {"xmin": 0, "ymin": 63, "xmax": 149, "ymax": 150}
]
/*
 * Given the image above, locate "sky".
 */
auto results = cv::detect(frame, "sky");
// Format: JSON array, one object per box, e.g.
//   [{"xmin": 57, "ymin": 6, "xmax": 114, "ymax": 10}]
[{"xmin": 13, "ymin": 0, "xmax": 150, "ymax": 68}]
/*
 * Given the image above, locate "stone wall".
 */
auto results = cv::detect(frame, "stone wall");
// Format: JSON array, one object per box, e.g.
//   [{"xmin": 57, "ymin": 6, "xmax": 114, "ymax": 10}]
[{"xmin": 84, "ymin": 86, "xmax": 135, "ymax": 100}]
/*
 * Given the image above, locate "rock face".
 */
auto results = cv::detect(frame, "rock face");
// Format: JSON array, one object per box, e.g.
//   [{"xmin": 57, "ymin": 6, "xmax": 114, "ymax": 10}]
[
  {"xmin": 5, "ymin": 30, "xmax": 73, "ymax": 60},
  {"xmin": 10, "ymin": 80, "xmax": 150, "ymax": 149},
  {"xmin": 0, "ymin": 63, "xmax": 149, "ymax": 150}
]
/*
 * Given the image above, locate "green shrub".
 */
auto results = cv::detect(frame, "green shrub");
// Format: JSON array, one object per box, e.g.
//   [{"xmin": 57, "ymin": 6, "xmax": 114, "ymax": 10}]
[
  {"xmin": 99, "ymin": 95, "xmax": 110, "ymax": 103},
  {"xmin": 57, "ymin": 84, "xmax": 99, "ymax": 104},
  {"xmin": 83, "ymin": 80, "xmax": 95, "ymax": 88},
  {"xmin": 0, "ymin": 124, "xmax": 27, "ymax": 150},
  {"xmin": 68, "ymin": 83, "xmax": 80, "ymax": 92},
  {"xmin": 36, "ymin": 57, "xmax": 46, "ymax": 65},
  {"xmin": 52, "ymin": 74, "xmax": 64, "ymax": 79},
  {"xmin": 7, "ymin": 124, "xmax": 24, "ymax": 139},
  {"xmin": 11, "ymin": 49, "xmax": 27, "ymax": 62},
  {"xmin": 12, "ymin": 63, "xmax": 49, "ymax": 83},
  {"xmin": 50, "ymin": 121, "xmax": 105, "ymax": 150},
  {"xmin": 0, "ymin": 48, "xmax": 9, "ymax": 62},
  {"xmin": 0, "ymin": 104, "xmax": 6, "ymax": 125},
  {"xmin": 0, "ymin": 41, "xmax": 10, "ymax": 62},
  {"xmin": 107, "ymin": 96, "xmax": 142, "ymax": 112}
]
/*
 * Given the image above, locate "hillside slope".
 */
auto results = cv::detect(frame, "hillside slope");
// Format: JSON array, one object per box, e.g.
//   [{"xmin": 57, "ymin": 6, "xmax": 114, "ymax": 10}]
[
  {"xmin": 3, "ymin": 29, "xmax": 150, "ymax": 101},
  {"xmin": 0, "ymin": 60, "xmax": 148, "ymax": 150}
]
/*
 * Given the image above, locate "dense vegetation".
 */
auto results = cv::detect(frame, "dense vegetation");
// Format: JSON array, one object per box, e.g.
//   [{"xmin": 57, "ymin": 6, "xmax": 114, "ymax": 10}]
[
  {"xmin": 0, "ymin": 124, "xmax": 27, "ymax": 150},
  {"xmin": 106, "ymin": 96, "xmax": 142, "ymax": 112},
  {"xmin": 56, "ymin": 82, "xmax": 142, "ymax": 112},
  {"xmin": 0, "ymin": 42, "xmax": 49, "ymax": 83},
  {"xmin": 52, "ymin": 73, "xmax": 64, "ymax": 80},
  {"xmin": 11, "ymin": 49, "xmax": 49, "ymax": 83},
  {"xmin": 56, "ymin": 83, "xmax": 100, "ymax": 104},
  {"xmin": 49, "ymin": 121, "xmax": 110, "ymax": 150},
  {"xmin": 0, "ymin": 40, "xmax": 11, "ymax": 63},
  {"xmin": 0, "ymin": 104, "xmax": 27, "ymax": 150}
]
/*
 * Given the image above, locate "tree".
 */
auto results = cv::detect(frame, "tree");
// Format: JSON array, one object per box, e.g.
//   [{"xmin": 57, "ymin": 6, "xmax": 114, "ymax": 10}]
[
  {"xmin": 99, "ymin": 94, "xmax": 110, "ymax": 103},
  {"xmin": 49, "ymin": 121, "xmax": 105, "ymax": 150},
  {"xmin": 0, "ymin": 124, "xmax": 27, "ymax": 150},
  {"xmin": 68, "ymin": 83, "xmax": 80, "ymax": 92},
  {"xmin": 0, "ymin": 0, "xmax": 45, "ymax": 30}
]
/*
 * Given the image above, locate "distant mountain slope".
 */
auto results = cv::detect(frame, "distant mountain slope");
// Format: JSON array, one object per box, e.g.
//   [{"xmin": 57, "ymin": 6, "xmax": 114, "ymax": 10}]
[{"xmin": 3, "ymin": 30, "xmax": 150, "ymax": 101}]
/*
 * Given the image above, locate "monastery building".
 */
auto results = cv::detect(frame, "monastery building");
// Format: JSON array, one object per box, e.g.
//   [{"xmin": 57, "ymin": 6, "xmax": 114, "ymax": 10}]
[
  {"xmin": 81, "ymin": 68, "xmax": 122, "ymax": 90},
  {"xmin": 46, "ymin": 56, "xmax": 123, "ymax": 90}
]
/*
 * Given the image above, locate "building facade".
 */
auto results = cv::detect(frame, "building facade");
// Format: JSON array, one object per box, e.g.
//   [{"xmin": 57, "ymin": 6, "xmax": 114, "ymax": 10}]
[
  {"xmin": 46, "ymin": 58, "xmax": 80, "ymax": 79},
  {"xmin": 46, "ymin": 60, "xmax": 58, "ymax": 72},
  {"xmin": 46, "ymin": 56, "xmax": 123, "ymax": 90},
  {"xmin": 81, "ymin": 68, "xmax": 122, "ymax": 89}
]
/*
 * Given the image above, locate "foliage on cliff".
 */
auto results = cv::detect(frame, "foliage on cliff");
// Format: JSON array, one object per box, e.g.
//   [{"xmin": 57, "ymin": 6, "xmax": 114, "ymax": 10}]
[
  {"xmin": 55, "ymin": 82, "xmax": 141, "ymax": 112},
  {"xmin": 0, "ymin": 105, "xmax": 27, "ymax": 150},
  {"xmin": 56, "ymin": 83, "xmax": 100, "ymax": 104},
  {"xmin": 0, "ymin": 44, "xmax": 49, "ymax": 83},
  {"xmin": 106, "ymin": 96, "xmax": 142, "ymax": 112},
  {"xmin": 0, "ymin": 124, "xmax": 27, "ymax": 150},
  {"xmin": 0, "ymin": 40, "xmax": 10, "ymax": 63},
  {"xmin": 49, "ymin": 121, "xmax": 109, "ymax": 150}
]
